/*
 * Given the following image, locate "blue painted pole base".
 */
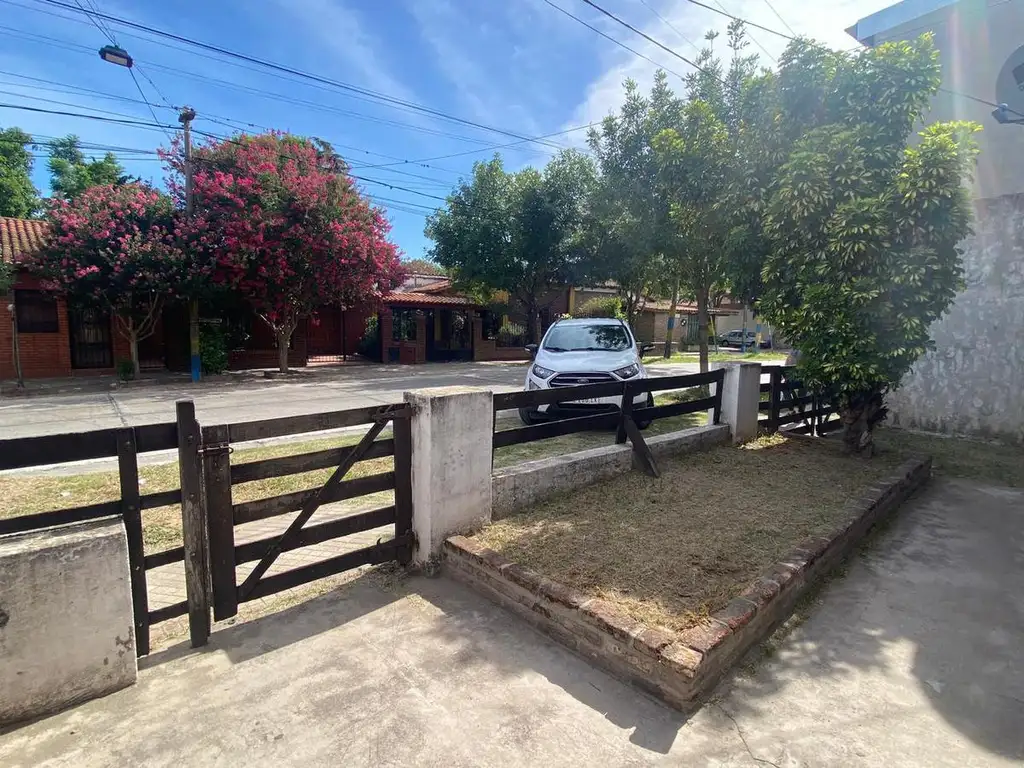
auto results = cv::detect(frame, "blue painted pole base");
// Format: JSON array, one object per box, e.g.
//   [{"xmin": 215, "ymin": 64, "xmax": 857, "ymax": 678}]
[{"xmin": 190, "ymin": 354, "xmax": 201, "ymax": 383}]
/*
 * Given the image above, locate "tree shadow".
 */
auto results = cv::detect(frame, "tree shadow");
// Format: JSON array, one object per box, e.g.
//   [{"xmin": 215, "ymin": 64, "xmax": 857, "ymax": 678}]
[
  {"xmin": 712, "ymin": 478, "xmax": 1024, "ymax": 761},
  {"xmin": 140, "ymin": 567, "xmax": 404, "ymax": 670}
]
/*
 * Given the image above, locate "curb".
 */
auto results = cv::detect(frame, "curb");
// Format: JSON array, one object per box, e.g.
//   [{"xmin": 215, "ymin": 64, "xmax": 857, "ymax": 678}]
[{"xmin": 444, "ymin": 454, "xmax": 932, "ymax": 710}]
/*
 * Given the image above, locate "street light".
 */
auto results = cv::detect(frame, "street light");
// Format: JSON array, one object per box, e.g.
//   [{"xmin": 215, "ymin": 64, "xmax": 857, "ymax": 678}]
[
  {"xmin": 992, "ymin": 103, "xmax": 1024, "ymax": 125},
  {"xmin": 98, "ymin": 45, "xmax": 133, "ymax": 68}
]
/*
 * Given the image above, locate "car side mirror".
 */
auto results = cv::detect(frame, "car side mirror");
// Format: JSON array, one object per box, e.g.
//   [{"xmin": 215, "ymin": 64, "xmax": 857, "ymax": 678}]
[
  {"xmin": 641, "ymin": 343, "xmax": 655, "ymax": 355},
  {"xmin": 525, "ymin": 343, "xmax": 538, "ymax": 359}
]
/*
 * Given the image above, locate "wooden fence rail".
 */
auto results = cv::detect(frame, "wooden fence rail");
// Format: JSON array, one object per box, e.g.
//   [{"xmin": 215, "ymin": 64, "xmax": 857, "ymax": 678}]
[
  {"xmin": 759, "ymin": 366, "xmax": 840, "ymax": 436},
  {"xmin": 493, "ymin": 370, "xmax": 725, "ymax": 478}
]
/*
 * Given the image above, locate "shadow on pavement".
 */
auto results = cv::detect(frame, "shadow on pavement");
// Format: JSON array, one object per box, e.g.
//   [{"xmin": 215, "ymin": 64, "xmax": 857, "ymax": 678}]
[
  {"xmin": 716, "ymin": 478, "xmax": 1024, "ymax": 762},
  {"xmin": 408, "ymin": 575, "xmax": 690, "ymax": 754}
]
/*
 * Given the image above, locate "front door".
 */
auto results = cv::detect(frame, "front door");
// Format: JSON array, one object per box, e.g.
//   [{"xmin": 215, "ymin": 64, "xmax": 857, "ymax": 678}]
[{"xmin": 69, "ymin": 306, "xmax": 113, "ymax": 369}]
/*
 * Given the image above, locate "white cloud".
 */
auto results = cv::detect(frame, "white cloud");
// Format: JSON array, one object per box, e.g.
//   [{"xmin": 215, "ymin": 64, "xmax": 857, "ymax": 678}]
[
  {"xmin": 405, "ymin": 0, "xmax": 542, "ymax": 137},
  {"xmin": 563, "ymin": 0, "xmax": 897, "ymax": 133},
  {"xmin": 264, "ymin": 0, "xmax": 417, "ymax": 105}
]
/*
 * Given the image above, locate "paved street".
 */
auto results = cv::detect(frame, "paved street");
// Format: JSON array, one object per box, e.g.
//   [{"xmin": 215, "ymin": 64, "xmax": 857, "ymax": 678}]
[
  {"xmin": 0, "ymin": 359, "xmax": 716, "ymax": 441},
  {"xmin": 1, "ymin": 478, "xmax": 1020, "ymax": 766}
]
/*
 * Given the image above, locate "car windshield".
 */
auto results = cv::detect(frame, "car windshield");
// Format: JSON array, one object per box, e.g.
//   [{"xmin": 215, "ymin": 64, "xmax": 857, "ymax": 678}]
[{"xmin": 543, "ymin": 323, "xmax": 631, "ymax": 352}]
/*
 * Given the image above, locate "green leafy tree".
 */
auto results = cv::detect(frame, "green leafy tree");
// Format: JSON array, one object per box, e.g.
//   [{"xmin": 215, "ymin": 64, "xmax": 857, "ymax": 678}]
[
  {"xmin": 426, "ymin": 149, "xmax": 598, "ymax": 341},
  {"xmin": 587, "ymin": 72, "xmax": 681, "ymax": 325},
  {"xmin": 0, "ymin": 126, "xmax": 39, "ymax": 217},
  {"xmin": 47, "ymin": 135, "xmax": 126, "ymax": 200},
  {"xmin": 749, "ymin": 35, "xmax": 981, "ymax": 453},
  {"xmin": 652, "ymin": 24, "xmax": 759, "ymax": 371}
]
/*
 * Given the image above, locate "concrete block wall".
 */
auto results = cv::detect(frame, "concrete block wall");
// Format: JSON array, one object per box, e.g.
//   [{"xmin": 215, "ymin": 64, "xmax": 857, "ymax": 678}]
[
  {"xmin": 0, "ymin": 519, "xmax": 137, "ymax": 725},
  {"xmin": 492, "ymin": 424, "xmax": 730, "ymax": 519}
]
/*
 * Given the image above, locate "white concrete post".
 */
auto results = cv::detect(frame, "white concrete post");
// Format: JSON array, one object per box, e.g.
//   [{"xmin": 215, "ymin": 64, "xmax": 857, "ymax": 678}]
[
  {"xmin": 711, "ymin": 362, "xmax": 762, "ymax": 444},
  {"xmin": 0, "ymin": 519, "xmax": 137, "ymax": 725},
  {"xmin": 405, "ymin": 386, "xmax": 493, "ymax": 563}
]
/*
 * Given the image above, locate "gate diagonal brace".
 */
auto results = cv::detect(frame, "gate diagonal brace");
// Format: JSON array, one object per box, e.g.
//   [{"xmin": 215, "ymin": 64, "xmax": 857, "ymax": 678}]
[{"xmin": 236, "ymin": 415, "xmax": 392, "ymax": 601}]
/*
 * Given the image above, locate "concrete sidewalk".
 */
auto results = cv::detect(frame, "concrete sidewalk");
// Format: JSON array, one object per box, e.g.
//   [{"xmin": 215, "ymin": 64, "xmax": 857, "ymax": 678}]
[{"xmin": 1, "ymin": 477, "xmax": 1020, "ymax": 766}]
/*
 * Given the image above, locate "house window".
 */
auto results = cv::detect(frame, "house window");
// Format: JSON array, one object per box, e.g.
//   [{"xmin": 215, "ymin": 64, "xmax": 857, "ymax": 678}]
[
  {"xmin": 392, "ymin": 309, "xmax": 417, "ymax": 342},
  {"xmin": 15, "ymin": 290, "xmax": 59, "ymax": 333}
]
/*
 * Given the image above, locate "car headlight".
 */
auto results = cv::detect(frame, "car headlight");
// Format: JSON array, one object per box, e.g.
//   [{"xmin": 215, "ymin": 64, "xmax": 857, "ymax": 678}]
[
  {"xmin": 531, "ymin": 364, "xmax": 555, "ymax": 380},
  {"xmin": 613, "ymin": 363, "xmax": 640, "ymax": 379}
]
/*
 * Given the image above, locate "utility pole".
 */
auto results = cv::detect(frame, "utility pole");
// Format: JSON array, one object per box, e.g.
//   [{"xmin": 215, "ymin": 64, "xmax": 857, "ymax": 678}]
[{"xmin": 179, "ymin": 106, "xmax": 201, "ymax": 383}]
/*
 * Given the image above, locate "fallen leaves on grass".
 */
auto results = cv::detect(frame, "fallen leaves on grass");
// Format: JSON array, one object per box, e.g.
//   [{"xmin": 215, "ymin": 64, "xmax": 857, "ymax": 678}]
[{"xmin": 474, "ymin": 437, "xmax": 902, "ymax": 633}]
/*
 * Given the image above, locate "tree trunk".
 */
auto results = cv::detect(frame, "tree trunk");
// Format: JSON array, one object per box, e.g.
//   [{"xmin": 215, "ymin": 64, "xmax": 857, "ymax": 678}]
[
  {"xmin": 840, "ymin": 391, "xmax": 886, "ymax": 456},
  {"xmin": 277, "ymin": 328, "xmax": 292, "ymax": 373},
  {"xmin": 129, "ymin": 333, "xmax": 140, "ymax": 379},
  {"xmin": 529, "ymin": 304, "xmax": 542, "ymax": 345},
  {"xmin": 663, "ymin": 278, "xmax": 679, "ymax": 359},
  {"xmin": 696, "ymin": 285, "xmax": 710, "ymax": 374}
]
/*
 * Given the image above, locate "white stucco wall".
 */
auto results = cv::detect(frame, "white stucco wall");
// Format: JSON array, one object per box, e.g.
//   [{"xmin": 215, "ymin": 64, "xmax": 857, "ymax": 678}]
[
  {"xmin": 887, "ymin": 195, "xmax": 1024, "ymax": 441},
  {"xmin": 0, "ymin": 519, "xmax": 137, "ymax": 725},
  {"xmin": 861, "ymin": 1, "xmax": 1024, "ymax": 442}
]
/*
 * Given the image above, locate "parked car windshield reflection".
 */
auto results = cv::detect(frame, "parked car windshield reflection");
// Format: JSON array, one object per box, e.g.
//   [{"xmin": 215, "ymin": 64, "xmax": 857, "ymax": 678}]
[{"xmin": 543, "ymin": 324, "xmax": 631, "ymax": 352}]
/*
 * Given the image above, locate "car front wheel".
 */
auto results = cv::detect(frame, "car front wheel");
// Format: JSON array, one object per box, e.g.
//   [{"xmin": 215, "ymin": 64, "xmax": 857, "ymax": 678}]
[{"xmin": 519, "ymin": 407, "xmax": 543, "ymax": 426}]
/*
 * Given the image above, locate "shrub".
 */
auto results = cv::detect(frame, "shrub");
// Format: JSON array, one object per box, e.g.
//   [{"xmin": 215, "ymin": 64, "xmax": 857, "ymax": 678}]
[
  {"xmin": 358, "ymin": 315, "xmax": 379, "ymax": 359},
  {"xmin": 200, "ymin": 323, "xmax": 229, "ymax": 375},
  {"xmin": 116, "ymin": 359, "xmax": 135, "ymax": 381},
  {"xmin": 573, "ymin": 296, "xmax": 624, "ymax": 319}
]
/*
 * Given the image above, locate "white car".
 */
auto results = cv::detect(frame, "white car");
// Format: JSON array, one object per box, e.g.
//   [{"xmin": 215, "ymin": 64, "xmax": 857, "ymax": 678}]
[{"xmin": 520, "ymin": 317, "xmax": 654, "ymax": 426}]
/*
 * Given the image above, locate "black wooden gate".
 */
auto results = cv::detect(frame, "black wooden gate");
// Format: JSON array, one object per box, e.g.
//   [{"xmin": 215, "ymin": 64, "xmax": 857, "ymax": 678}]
[{"xmin": 201, "ymin": 403, "xmax": 414, "ymax": 622}]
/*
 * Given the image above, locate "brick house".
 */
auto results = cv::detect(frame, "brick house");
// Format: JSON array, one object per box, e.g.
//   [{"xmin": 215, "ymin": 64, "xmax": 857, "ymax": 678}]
[{"xmin": 1, "ymin": 216, "xmax": 143, "ymax": 380}]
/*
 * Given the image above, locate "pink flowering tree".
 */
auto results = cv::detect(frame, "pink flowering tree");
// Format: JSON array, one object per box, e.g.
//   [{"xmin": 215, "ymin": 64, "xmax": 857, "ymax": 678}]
[
  {"xmin": 167, "ymin": 133, "xmax": 404, "ymax": 372},
  {"xmin": 35, "ymin": 183, "xmax": 186, "ymax": 378}
]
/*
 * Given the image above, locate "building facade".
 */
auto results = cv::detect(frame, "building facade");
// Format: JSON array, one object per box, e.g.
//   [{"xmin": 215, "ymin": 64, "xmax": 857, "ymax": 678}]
[{"xmin": 849, "ymin": 0, "xmax": 1024, "ymax": 442}]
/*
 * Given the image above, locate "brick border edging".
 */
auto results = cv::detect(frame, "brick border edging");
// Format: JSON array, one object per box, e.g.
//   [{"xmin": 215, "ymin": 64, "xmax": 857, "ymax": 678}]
[{"xmin": 444, "ymin": 455, "xmax": 932, "ymax": 710}]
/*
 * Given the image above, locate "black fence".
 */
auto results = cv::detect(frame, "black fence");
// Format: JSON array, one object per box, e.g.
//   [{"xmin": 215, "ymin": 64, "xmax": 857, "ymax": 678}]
[
  {"xmin": 0, "ymin": 422, "xmax": 183, "ymax": 657},
  {"xmin": 492, "ymin": 370, "xmax": 725, "ymax": 477},
  {"xmin": 759, "ymin": 366, "xmax": 841, "ymax": 436},
  {"xmin": 0, "ymin": 400, "xmax": 413, "ymax": 656}
]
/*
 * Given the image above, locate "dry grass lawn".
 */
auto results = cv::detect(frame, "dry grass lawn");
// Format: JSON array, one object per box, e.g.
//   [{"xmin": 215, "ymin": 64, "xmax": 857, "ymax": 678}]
[
  {"xmin": 0, "ymin": 392, "xmax": 706, "ymax": 553},
  {"xmin": 0, "ymin": 434, "xmax": 395, "ymax": 554},
  {"xmin": 473, "ymin": 435, "xmax": 904, "ymax": 633}
]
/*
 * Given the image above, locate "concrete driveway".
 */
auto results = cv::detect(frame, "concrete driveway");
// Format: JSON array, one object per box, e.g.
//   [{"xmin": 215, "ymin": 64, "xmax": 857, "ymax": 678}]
[
  {"xmin": 0, "ymin": 360, "xmax": 714, "ymax": 440},
  {"xmin": 1, "ymin": 477, "xmax": 1020, "ymax": 766}
]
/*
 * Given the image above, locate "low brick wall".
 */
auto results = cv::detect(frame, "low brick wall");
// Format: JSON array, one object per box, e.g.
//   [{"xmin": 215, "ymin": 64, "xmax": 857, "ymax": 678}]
[
  {"xmin": 492, "ymin": 424, "xmax": 729, "ymax": 519},
  {"xmin": 448, "ymin": 455, "xmax": 931, "ymax": 710}
]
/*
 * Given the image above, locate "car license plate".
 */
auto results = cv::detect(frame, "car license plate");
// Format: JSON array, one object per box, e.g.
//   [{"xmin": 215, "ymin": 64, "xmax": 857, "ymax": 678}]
[{"xmin": 569, "ymin": 398, "xmax": 602, "ymax": 405}]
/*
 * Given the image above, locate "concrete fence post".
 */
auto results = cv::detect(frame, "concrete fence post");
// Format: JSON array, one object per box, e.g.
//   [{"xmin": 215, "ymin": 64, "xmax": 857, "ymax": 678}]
[
  {"xmin": 0, "ymin": 519, "xmax": 137, "ymax": 725},
  {"xmin": 405, "ymin": 386, "xmax": 493, "ymax": 563},
  {"xmin": 712, "ymin": 361, "xmax": 762, "ymax": 444}
]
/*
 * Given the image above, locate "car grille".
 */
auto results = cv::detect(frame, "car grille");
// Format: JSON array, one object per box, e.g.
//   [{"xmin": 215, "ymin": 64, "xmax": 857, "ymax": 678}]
[{"xmin": 549, "ymin": 372, "xmax": 616, "ymax": 388}]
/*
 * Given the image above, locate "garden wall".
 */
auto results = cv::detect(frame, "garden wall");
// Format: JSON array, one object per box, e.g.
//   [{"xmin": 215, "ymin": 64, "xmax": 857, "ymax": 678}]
[
  {"xmin": 887, "ymin": 194, "xmax": 1024, "ymax": 443},
  {"xmin": 491, "ymin": 424, "xmax": 729, "ymax": 519},
  {"xmin": 451, "ymin": 456, "xmax": 931, "ymax": 710}
]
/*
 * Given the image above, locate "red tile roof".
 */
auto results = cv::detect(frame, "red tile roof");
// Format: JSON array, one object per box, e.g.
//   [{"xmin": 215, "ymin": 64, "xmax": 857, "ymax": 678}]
[
  {"xmin": 386, "ymin": 292, "xmax": 481, "ymax": 307},
  {"xmin": 411, "ymin": 279, "xmax": 453, "ymax": 294},
  {"xmin": 0, "ymin": 217, "xmax": 49, "ymax": 263}
]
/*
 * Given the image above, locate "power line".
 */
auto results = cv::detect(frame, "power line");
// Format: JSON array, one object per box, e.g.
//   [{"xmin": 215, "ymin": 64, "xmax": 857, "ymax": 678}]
[
  {"xmin": 585, "ymin": 0, "xmax": 1024, "ymax": 121},
  {"xmin": 713, "ymin": 0, "xmax": 776, "ymax": 63},
  {"xmin": 541, "ymin": 0, "xmax": 689, "ymax": 82},
  {"xmin": 34, "ymin": 0, "xmax": 574, "ymax": 152},
  {"xmin": 574, "ymin": 0, "xmax": 715, "ymax": 78},
  {"xmin": 0, "ymin": 15, "xmax": 587, "ymax": 162},
  {"xmin": 636, "ymin": 0, "xmax": 701, "ymax": 55},
  {"xmin": 761, "ymin": 0, "xmax": 796, "ymax": 37}
]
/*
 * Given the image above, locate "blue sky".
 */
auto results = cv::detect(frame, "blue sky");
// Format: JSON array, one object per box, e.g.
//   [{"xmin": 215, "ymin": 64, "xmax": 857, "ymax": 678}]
[{"xmin": 0, "ymin": 0, "xmax": 892, "ymax": 260}]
